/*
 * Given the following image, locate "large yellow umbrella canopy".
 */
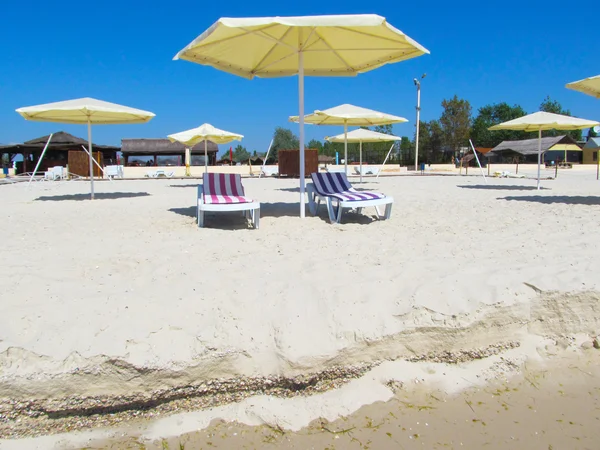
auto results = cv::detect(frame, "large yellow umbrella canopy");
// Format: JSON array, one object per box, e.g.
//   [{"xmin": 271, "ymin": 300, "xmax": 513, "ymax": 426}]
[
  {"xmin": 566, "ymin": 74, "xmax": 600, "ymax": 99},
  {"xmin": 290, "ymin": 103, "xmax": 407, "ymax": 173},
  {"xmin": 489, "ymin": 111, "xmax": 599, "ymax": 190},
  {"xmin": 173, "ymin": 14, "xmax": 429, "ymax": 217},
  {"xmin": 325, "ymin": 128, "xmax": 402, "ymax": 182},
  {"xmin": 16, "ymin": 97, "xmax": 155, "ymax": 199},
  {"xmin": 168, "ymin": 123, "xmax": 243, "ymax": 173}
]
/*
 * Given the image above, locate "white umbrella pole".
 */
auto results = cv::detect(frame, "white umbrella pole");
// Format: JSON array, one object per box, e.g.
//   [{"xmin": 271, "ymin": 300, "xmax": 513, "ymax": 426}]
[
  {"xmin": 27, "ymin": 133, "xmax": 54, "ymax": 188},
  {"xmin": 377, "ymin": 144, "xmax": 395, "ymax": 180},
  {"xmin": 88, "ymin": 120, "xmax": 95, "ymax": 200},
  {"xmin": 359, "ymin": 141, "xmax": 363, "ymax": 183},
  {"xmin": 469, "ymin": 139, "xmax": 487, "ymax": 184},
  {"xmin": 537, "ymin": 129, "xmax": 541, "ymax": 190},
  {"xmin": 185, "ymin": 147, "xmax": 191, "ymax": 176},
  {"xmin": 260, "ymin": 139, "xmax": 274, "ymax": 178},
  {"xmin": 204, "ymin": 140, "xmax": 208, "ymax": 174},
  {"xmin": 81, "ymin": 145, "xmax": 108, "ymax": 179},
  {"xmin": 298, "ymin": 51, "xmax": 306, "ymax": 218},
  {"xmin": 344, "ymin": 121, "xmax": 348, "ymax": 175}
]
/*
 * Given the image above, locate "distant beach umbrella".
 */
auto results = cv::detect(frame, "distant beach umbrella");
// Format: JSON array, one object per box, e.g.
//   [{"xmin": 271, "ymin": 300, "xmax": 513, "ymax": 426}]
[
  {"xmin": 173, "ymin": 14, "xmax": 429, "ymax": 217},
  {"xmin": 489, "ymin": 112, "xmax": 599, "ymax": 190},
  {"xmin": 325, "ymin": 128, "xmax": 403, "ymax": 182},
  {"xmin": 290, "ymin": 103, "xmax": 407, "ymax": 177},
  {"xmin": 16, "ymin": 97, "xmax": 155, "ymax": 199},
  {"xmin": 566, "ymin": 74, "xmax": 600, "ymax": 99},
  {"xmin": 168, "ymin": 123, "xmax": 243, "ymax": 173}
]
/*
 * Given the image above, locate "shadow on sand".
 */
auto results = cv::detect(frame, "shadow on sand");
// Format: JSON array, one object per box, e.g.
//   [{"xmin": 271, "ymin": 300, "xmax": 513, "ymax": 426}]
[
  {"xmin": 499, "ymin": 195, "xmax": 600, "ymax": 206},
  {"xmin": 36, "ymin": 192, "xmax": 151, "ymax": 201},
  {"xmin": 459, "ymin": 185, "xmax": 550, "ymax": 191},
  {"xmin": 169, "ymin": 202, "xmax": 301, "ymax": 229}
]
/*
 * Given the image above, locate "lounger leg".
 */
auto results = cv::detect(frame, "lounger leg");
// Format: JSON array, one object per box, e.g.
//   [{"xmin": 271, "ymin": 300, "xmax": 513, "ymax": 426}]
[
  {"xmin": 198, "ymin": 209, "xmax": 205, "ymax": 228},
  {"xmin": 374, "ymin": 205, "xmax": 382, "ymax": 218},
  {"xmin": 384, "ymin": 203, "xmax": 393, "ymax": 220},
  {"xmin": 254, "ymin": 207, "xmax": 260, "ymax": 229},
  {"xmin": 336, "ymin": 201, "xmax": 343, "ymax": 224},
  {"xmin": 326, "ymin": 198, "xmax": 337, "ymax": 224}
]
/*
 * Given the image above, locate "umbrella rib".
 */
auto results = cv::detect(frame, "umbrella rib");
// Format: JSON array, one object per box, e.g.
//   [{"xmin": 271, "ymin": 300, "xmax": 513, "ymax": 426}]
[
  {"xmin": 335, "ymin": 26, "xmax": 414, "ymax": 45},
  {"xmin": 186, "ymin": 24, "xmax": 280, "ymax": 52},
  {"xmin": 312, "ymin": 30, "xmax": 353, "ymax": 71},
  {"xmin": 251, "ymin": 27, "xmax": 295, "ymax": 74},
  {"xmin": 239, "ymin": 26, "xmax": 298, "ymax": 52},
  {"xmin": 253, "ymin": 52, "xmax": 297, "ymax": 73}
]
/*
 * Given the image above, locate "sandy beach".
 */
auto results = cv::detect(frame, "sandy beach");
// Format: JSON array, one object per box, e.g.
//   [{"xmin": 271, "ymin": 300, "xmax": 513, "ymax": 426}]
[{"xmin": 1, "ymin": 167, "xmax": 600, "ymax": 448}]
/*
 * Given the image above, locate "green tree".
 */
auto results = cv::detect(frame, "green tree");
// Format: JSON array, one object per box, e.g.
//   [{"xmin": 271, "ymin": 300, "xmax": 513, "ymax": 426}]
[
  {"xmin": 539, "ymin": 96, "xmax": 582, "ymax": 140},
  {"xmin": 471, "ymin": 102, "xmax": 528, "ymax": 148},
  {"xmin": 414, "ymin": 120, "xmax": 445, "ymax": 164},
  {"xmin": 399, "ymin": 136, "xmax": 412, "ymax": 165},
  {"xmin": 428, "ymin": 120, "xmax": 444, "ymax": 163},
  {"xmin": 232, "ymin": 144, "xmax": 250, "ymax": 163},
  {"xmin": 271, "ymin": 127, "xmax": 299, "ymax": 160},
  {"xmin": 588, "ymin": 128, "xmax": 598, "ymax": 139},
  {"xmin": 307, "ymin": 139, "xmax": 323, "ymax": 152},
  {"xmin": 440, "ymin": 95, "xmax": 472, "ymax": 155}
]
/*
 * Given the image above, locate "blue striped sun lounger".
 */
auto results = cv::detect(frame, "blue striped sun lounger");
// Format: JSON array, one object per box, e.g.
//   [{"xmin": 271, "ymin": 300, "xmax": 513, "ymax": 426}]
[{"xmin": 307, "ymin": 172, "xmax": 393, "ymax": 224}]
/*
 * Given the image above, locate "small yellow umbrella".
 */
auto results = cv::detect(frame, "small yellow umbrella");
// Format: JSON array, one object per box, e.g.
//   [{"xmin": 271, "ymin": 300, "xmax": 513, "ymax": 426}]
[
  {"xmin": 489, "ymin": 111, "xmax": 599, "ymax": 189},
  {"xmin": 566, "ymin": 74, "xmax": 600, "ymax": 99},
  {"xmin": 16, "ymin": 97, "xmax": 155, "ymax": 199},
  {"xmin": 168, "ymin": 123, "xmax": 243, "ymax": 173},
  {"xmin": 173, "ymin": 14, "xmax": 429, "ymax": 217},
  {"xmin": 290, "ymin": 104, "xmax": 407, "ymax": 174},
  {"xmin": 325, "ymin": 128, "xmax": 402, "ymax": 182}
]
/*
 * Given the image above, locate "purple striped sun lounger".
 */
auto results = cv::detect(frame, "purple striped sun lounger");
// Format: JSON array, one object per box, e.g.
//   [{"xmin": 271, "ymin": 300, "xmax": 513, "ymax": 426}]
[
  {"xmin": 307, "ymin": 172, "xmax": 393, "ymax": 224},
  {"xmin": 197, "ymin": 173, "xmax": 260, "ymax": 229}
]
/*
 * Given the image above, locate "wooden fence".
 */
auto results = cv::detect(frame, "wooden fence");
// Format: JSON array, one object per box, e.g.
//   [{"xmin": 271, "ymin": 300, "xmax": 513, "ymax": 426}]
[{"xmin": 278, "ymin": 149, "xmax": 318, "ymax": 178}]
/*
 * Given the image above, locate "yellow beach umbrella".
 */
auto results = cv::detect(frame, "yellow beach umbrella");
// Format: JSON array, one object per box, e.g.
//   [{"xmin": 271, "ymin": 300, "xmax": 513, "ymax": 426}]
[
  {"xmin": 173, "ymin": 14, "xmax": 429, "ymax": 217},
  {"xmin": 168, "ymin": 123, "xmax": 243, "ymax": 173},
  {"xmin": 16, "ymin": 97, "xmax": 155, "ymax": 199},
  {"xmin": 290, "ymin": 103, "xmax": 407, "ymax": 175},
  {"xmin": 489, "ymin": 111, "xmax": 599, "ymax": 190},
  {"xmin": 326, "ymin": 128, "xmax": 402, "ymax": 182},
  {"xmin": 566, "ymin": 74, "xmax": 600, "ymax": 99}
]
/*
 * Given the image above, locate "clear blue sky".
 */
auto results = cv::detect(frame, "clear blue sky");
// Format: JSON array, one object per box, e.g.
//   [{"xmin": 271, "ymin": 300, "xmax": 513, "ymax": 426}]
[{"xmin": 1, "ymin": 0, "xmax": 598, "ymax": 155}]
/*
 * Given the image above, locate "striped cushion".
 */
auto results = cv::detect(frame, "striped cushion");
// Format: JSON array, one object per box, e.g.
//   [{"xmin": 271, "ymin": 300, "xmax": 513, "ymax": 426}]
[
  {"xmin": 311, "ymin": 172, "xmax": 386, "ymax": 202},
  {"xmin": 203, "ymin": 173, "xmax": 253, "ymax": 204}
]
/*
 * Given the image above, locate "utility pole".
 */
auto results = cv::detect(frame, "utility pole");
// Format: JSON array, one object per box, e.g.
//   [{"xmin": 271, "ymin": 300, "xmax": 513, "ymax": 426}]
[{"xmin": 413, "ymin": 74, "xmax": 426, "ymax": 172}]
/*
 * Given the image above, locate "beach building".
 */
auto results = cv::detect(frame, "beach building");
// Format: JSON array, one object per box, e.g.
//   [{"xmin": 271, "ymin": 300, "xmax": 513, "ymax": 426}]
[
  {"xmin": 582, "ymin": 137, "xmax": 600, "ymax": 165},
  {"xmin": 489, "ymin": 135, "xmax": 582, "ymax": 164},
  {"xmin": 0, "ymin": 131, "xmax": 119, "ymax": 176},
  {"xmin": 120, "ymin": 138, "xmax": 218, "ymax": 167}
]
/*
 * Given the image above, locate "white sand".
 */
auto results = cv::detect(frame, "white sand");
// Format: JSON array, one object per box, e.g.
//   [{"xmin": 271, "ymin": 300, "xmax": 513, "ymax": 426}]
[{"xmin": 1, "ymin": 167, "xmax": 600, "ymax": 437}]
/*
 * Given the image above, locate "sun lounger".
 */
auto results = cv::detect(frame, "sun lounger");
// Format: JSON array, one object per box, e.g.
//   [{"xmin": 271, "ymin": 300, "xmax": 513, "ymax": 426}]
[
  {"xmin": 307, "ymin": 172, "xmax": 393, "ymax": 224},
  {"xmin": 353, "ymin": 166, "xmax": 380, "ymax": 176},
  {"xmin": 260, "ymin": 167, "xmax": 279, "ymax": 177},
  {"xmin": 105, "ymin": 165, "xmax": 124, "ymax": 179},
  {"xmin": 145, "ymin": 169, "xmax": 174, "ymax": 178},
  {"xmin": 44, "ymin": 166, "xmax": 66, "ymax": 181},
  {"xmin": 326, "ymin": 166, "xmax": 347, "ymax": 174},
  {"xmin": 197, "ymin": 173, "xmax": 260, "ymax": 229}
]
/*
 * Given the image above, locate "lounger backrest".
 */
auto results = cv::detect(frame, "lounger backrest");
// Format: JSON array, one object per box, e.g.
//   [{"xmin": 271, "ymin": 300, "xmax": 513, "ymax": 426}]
[
  {"xmin": 311, "ymin": 172, "xmax": 353, "ymax": 195},
  {"xmin": 203, "ymin": 173, "xmax": 245, "ymax": 198}
]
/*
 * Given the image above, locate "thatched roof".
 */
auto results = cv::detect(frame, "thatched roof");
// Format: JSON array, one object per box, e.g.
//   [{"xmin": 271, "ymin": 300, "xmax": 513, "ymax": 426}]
[
  {"xmin": 0, "ymin": 131, "xmax": 119, "ymax": 153},
  {"xmin": 121, "ymin": 138, "xmax": 219, "ymax": 155},
  {"xmin": 318, "ymin": 155, "xmax": 335, "ymax": 163},
  {"xmin": 490, "ymin": 135, "xmax": 577, "ymax": 156}
]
